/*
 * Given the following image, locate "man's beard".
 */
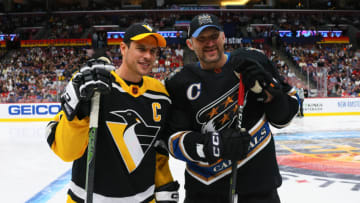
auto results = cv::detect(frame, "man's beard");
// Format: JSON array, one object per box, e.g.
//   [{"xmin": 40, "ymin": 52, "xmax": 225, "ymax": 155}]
[{"xmin": 199, "ymin": 47, "xmax": 222, "ymax": 64}]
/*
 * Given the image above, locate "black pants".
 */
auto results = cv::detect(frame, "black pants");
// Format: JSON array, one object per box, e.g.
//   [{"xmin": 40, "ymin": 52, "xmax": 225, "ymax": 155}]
[{"xmin": 184, "ymin": 189, "xmax": 280, "ymax": 203}]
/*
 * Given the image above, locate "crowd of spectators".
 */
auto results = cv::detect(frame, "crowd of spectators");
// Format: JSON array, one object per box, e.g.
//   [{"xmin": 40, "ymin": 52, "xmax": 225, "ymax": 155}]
[
  {"xmin": 0, "ymin": 44, "xmax": 184, "ymax": 103},
  {"xmin": 285, "ymin": 43, "xmax": 360, "ymax": 97},
  {"xmin": 0, "ymin": 47, "xmax": 88, "ymax": 103},
  {"xmin": 1, "ymin": 41, "xmax": 301, "ymax": 103},
  {"xmin": 1, "ymin": 10, "xmax": 360, "ymax": 103},
  {"xmin": 47, "ymin": 15, "xmax": 85, "ymax": 39}
]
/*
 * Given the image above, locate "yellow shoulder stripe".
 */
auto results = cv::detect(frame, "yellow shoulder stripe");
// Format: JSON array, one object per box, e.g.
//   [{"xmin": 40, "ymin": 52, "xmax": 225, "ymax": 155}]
[
  {"xmin": 143, "ymin": 76, "xmax": 169, "ymax": 96},
  {"xmin": 111, "ymin": 72, "xmax": 169, "ymax": 97}
]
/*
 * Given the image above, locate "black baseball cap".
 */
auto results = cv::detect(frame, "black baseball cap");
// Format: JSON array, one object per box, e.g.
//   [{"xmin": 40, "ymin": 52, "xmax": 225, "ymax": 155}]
[
  {"xmin": 123, "ymin": 23, "xmax": 166, "ymax": 47},
  {"xmin": 188, "ymin": 13, "xmax": 223, "ymax": 38}
]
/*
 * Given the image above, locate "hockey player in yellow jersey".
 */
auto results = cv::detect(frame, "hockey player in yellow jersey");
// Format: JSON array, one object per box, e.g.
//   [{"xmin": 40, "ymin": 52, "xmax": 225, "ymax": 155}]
[{"xmin": 46, "ymin": 23, "xmax": 179, "ymax": 203}]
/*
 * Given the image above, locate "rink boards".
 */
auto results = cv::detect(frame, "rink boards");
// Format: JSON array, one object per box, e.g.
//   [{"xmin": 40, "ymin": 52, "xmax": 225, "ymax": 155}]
[
  {"xmin": 1, "ymin": 99, "xmax": 360, "ymax": 203},
  {"xmin": 1, "ymin": 97, "xmax": 360, "ymax": 122}
]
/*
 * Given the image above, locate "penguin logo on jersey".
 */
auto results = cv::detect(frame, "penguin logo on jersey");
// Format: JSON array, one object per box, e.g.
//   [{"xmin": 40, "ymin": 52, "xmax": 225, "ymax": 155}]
[
  {"xmin": 106, "ymin": 109, "xmax": 160, "ymax": 173},
  {"xmin": 187, "ymin": 83, "xmax": 201, "ymax": 100}
]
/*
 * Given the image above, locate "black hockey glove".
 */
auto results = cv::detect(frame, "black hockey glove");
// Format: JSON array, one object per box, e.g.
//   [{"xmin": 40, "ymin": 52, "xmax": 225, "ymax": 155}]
[
  {"xmin": 60, "ymin": 57, "xmax": 115, "ymax": 121},
  {"xmin": 203, "ymin": 128, "xmax": 251, "ymax": 164},
  {"xmin": 155, "ymin": 181, "xmax": 180, "ymax": 203},
  {"xmin": 235, "ymin": 60, "xmax": 282, "ymax": 102},
  {"xmin": 79, "ymin": 57, "xmax": 115, "ymax": 101},
  {"xmin": 60, "ymin": 72, "xmax": 88, "ymax": 121}
]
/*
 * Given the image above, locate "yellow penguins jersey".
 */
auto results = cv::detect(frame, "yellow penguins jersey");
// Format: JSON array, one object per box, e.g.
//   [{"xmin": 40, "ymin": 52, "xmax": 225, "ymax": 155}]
[{"xmin": 46, "ymin": 71, "xmax": 174, "ymax": 203}]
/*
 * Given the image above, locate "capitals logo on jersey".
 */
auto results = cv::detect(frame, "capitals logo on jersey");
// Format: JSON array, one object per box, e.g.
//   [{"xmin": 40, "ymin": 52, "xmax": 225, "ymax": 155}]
[
  {"xmin": 195, "ymin": 84, "xmax": 239, "ymax": 134},
  {"xmin": 106, "ymin": 109, "xmax": 160, "ymax": 173}
]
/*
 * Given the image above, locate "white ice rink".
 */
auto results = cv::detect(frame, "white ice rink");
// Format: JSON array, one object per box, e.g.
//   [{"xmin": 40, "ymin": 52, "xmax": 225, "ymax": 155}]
[{"xmin": 1, "ymin": 116, "xmax": 359, "ymax": 203}]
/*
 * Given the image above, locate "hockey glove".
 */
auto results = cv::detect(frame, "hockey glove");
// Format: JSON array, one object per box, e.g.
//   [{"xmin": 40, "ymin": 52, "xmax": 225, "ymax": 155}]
[
  {"xmin": 79, "ymin": 57, "xmax": 115, "ymax": 101},
  {"xmin": 60, "ymin": 72, "xmax": 87, "ymax": 121},
  {"xmin": 155, "ymin": 181, "xmax": 180, "ymax": 203},
  {"xmin": 203, "ymin": 128, "xmax": 251, "ymax": 164},
  {"xmin": 60, "ymin": 57, "xmax": 115, "ymax": 121},
  {"xmin": 236, "ymin": 60, "xmax": 282, "ymax": 102}
]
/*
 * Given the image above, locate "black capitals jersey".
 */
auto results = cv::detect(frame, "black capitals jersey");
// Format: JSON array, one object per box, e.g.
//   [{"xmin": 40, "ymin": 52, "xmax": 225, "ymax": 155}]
[
  {"xmin": 47, "ymin": 73, "xmax": 174, "ymax": 203},
  {"xmin": 165, "ymin": 48, "xmax": 299, "ymax": 196}
]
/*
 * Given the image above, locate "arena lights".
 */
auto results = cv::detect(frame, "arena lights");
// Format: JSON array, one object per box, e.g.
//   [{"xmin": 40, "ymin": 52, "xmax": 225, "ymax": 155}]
[
  {"xmin": 0, "ymin": 34, "xmax": 17, "ymax": 41},
  {"xmin": 278, "ymin": 30, "xmax": 342, "ymax": 38},
  {"xmin": 107, "ymin": 32, "xmax": 125, "ymax": 39},
  {"xmin": 107, "ymin": 31, "xmax": 183, "ymax": 39},
  {"xmin": 220, "ymin": 0, "xmax": 250, "ymax": 6}
]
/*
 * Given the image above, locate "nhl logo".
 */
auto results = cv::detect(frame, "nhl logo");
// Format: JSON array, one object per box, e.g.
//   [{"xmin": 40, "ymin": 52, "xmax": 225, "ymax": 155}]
[{"xmin": 197, "ymin": 14, "xmax": 213, "ymax": 26}]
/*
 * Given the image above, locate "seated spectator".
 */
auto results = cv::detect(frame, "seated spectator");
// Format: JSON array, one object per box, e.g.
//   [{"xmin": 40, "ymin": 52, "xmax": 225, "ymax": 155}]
[{"xmin": 7, "ymin": 91, "xmax": 16, "ymax": 103}]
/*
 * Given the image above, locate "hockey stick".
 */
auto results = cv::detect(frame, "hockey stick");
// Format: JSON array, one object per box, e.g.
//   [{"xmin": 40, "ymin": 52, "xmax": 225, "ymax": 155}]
[
  {"xmin": 229, "ymin": 76, "xmax": 245, "ymax": 203},
  {"xmin": 85, "ymin": 91, "xmax": 101, "ymax": 203}
]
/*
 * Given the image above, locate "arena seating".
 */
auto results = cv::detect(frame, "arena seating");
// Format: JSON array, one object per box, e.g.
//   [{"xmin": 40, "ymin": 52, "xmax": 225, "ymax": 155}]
[{"xmin": 1, "ymin": 9, "xmax": 359, "ymax": 102}]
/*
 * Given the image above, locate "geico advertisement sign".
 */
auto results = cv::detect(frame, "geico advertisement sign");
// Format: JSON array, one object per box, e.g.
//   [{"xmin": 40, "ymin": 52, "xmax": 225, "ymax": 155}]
[{"xmin": 1, "ymin": 103, "xmax": 61, "ymax": 118}]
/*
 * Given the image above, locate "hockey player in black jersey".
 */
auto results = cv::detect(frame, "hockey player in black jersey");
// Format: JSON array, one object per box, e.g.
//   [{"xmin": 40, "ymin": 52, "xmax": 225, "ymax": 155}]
[
  {"xmin": 46, "ymin": 23, "xmax": 179, "ymax": 203},
  {"xmin": 165, "ymin": 14, "xmax": 299, "ymax": 203}
]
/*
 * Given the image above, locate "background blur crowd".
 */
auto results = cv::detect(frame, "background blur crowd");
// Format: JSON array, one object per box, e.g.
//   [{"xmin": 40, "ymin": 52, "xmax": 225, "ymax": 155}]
[{"xmin": 1, "ymin": 2, "xmax": 360, "ymax": 103}]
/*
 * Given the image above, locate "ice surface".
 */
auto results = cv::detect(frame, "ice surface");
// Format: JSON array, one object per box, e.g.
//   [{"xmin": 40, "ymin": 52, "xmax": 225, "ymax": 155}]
[{"xmin": 1, "ymin": 116, "xmax": 359, "ymax": 203}]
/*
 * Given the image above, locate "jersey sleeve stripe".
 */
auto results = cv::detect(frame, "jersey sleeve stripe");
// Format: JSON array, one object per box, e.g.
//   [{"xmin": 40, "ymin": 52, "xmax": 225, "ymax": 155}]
[
  {"xmin": 143, "ymin": 92, "xmax": 172, "ymax": 104},
  {"xmin": 168, "ymin": 131, "xmax": 195, "ymax": 162},
  {"xmin": 288, "ymin": 87, "xmax": 297, "ymax": 96},
  {"xmin": 69, "ymin": 181, "xmax": 155, "ymax": 202}
]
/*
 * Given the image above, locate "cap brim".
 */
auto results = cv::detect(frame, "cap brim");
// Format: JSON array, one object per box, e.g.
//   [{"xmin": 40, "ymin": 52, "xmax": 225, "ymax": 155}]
[
  {"xmin": 130, "ymin": 33, "xmax": 166, "ymax": 47},
  {"xmin": 192, "ymin": 25, "xmax": 222, "ymax": 38}
]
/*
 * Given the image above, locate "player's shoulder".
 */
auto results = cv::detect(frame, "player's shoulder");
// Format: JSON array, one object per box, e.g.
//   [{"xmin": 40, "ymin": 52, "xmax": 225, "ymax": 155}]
[
  {"xmin": 165, "ymin": 66, "xmax": 183, "ymax": 81},
  {"xmin": 165, "ymin": 63, "xmax": 198, "ymax": 92},
  {"xmin": 143, "ymin": 76, "xmax": 169, "ymax": 96},
  {"xmin": 166, "ymin": 63, "xmax": 197, "ymax": 82}
]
